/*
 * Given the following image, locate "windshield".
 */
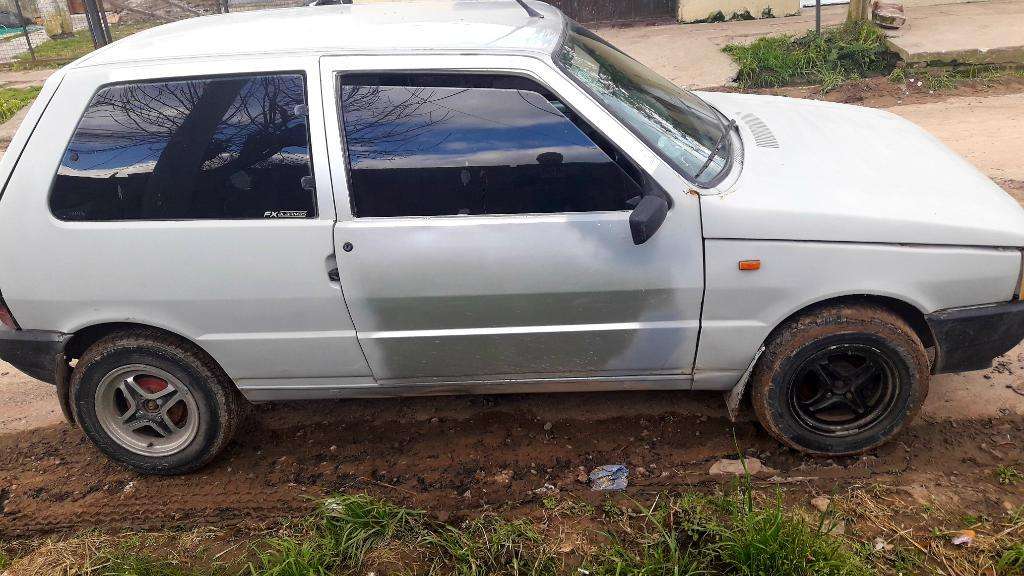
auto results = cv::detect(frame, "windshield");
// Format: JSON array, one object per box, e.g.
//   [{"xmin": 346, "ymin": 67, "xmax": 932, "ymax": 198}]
[{"xmin": 556, "ymin": 22, "xmax": 732, "ymax": 187}]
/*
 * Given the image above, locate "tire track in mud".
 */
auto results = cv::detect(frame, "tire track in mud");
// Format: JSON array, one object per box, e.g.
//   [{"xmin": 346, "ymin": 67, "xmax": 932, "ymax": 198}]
[{"xmin": 1, "ymin": 393, "xmax": 1021, "ymax": 537}]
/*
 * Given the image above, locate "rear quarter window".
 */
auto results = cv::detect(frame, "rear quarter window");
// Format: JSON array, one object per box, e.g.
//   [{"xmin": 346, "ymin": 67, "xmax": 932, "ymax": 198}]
[{"xmin": 50, "ymin": 73, "xmax": 315, "ymax": 221}]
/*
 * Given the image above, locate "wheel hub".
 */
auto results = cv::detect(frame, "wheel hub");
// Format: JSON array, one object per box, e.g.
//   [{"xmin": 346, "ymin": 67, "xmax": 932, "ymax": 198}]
[
  {"xmin": 94, "ymin": 365, "xmax": 200, "ymax": 457},
  {"xmin": 789, "ymin": 343, "xmax": 900, "ymax": 437}
]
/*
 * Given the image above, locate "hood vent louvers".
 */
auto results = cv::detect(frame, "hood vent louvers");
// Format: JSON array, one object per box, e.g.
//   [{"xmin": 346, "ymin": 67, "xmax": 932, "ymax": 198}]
[{"xmin": 740, "ymin": 112, "xmax": 779, "ymax": 149}]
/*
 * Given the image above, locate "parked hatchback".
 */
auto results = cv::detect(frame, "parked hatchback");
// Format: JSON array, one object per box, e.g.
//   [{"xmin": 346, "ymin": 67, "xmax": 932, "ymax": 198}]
[{"xmin": 1, "ymin": 0, "xmax": 1022, "ymax": 474}]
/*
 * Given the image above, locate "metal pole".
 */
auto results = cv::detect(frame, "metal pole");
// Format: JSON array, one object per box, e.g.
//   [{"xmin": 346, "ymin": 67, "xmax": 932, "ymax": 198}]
[
  {"xmin": 815, "ymin": 0, "xmax": 821, "ymax": 34},
  {"xmin": 83, "ymin": 0, "xmax": 107, "ymax": 48},
  {"xmin": 12, "ymin": 0, "xmax": 35, "ymax": 61},
  {"xmin": 97, "ymin": 0, "xmax": 112, "ymax": 43}
]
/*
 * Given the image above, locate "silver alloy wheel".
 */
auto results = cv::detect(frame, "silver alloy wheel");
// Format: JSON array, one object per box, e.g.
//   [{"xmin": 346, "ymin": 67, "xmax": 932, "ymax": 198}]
[{"xmin": 94, "ymin": 364, "xmax": 200, "ymax": 457}]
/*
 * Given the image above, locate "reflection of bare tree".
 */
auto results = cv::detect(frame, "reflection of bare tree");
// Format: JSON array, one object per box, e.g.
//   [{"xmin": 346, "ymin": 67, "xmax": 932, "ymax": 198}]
[
  {"xmin": 72, "ymin": 75, "xmax": 307, "ymax": 217},
  {"xmin": 340, "ymin": 85, "xmax": 456, "ymax": 163}
]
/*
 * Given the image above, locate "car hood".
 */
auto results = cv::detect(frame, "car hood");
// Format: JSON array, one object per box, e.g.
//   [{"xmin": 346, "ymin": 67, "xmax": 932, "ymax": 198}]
[{"xmin": 695, "ymin": 91, "xmax": 1024, "ymax": 247}]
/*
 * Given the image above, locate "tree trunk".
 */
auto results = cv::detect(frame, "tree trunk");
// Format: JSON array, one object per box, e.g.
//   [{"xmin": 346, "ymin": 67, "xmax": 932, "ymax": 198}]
[
  {"xmin": 141, "ymin": 78, "xmax": 246, "ymax": 218},
  {"xmin": 847, "ymin": 0, "xmax": 871, "ymax": 21}
]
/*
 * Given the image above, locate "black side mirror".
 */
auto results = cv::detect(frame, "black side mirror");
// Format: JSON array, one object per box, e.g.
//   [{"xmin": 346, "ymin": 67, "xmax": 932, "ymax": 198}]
[{"xmin": 629, "ymin": 195, "xmax": 669, "ymax": 245}]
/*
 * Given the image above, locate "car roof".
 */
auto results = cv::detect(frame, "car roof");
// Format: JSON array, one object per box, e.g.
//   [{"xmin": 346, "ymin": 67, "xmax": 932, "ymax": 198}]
[{"xmin": 73, "ymin": 0, "xmax": 566, "ymax": 68}]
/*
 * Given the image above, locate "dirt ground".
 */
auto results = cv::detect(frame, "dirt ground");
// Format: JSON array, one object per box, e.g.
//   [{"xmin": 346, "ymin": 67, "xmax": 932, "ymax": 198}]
[{"xmin": 2, "ymin": 77, "xmax": 1024, "ymax": 540}]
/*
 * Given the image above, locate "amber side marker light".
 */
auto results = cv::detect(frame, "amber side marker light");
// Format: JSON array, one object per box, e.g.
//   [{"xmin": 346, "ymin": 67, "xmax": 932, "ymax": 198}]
[{"xmin": 738, "ymin": 260, "xmax": 761, "ymax": 271}]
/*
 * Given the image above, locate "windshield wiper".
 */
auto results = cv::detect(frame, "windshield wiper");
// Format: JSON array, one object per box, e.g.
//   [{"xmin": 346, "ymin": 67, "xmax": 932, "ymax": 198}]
[{"xmin": 693, "ymin": 117, "xmax": 736, "ymax": 181}]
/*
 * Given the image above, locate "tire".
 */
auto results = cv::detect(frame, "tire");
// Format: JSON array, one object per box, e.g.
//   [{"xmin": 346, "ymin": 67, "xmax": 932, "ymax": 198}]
[
  {"xmin": 70, "ymin": 330, "xmax": 244, "ymax": 475},
  {"xmin": 751, "ymin": 303, "xmax": 930, "ymax": 456}
]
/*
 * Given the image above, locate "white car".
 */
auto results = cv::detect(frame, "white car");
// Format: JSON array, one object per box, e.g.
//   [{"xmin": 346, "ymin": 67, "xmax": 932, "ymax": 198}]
[{"xmin": 0, "ymin": 0, "xmax": 1021, "ymax": 474}]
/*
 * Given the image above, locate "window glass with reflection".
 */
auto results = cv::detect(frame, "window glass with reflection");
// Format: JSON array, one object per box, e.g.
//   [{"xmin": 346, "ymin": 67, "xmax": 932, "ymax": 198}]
[
  {"xmin": 339, "ymin": 78, "xmax": 641, "ymax": 218},
  {"xmin": 50, "ymin": 74, "xmax": 315, "ymax": 221},
  {"xmin": 557, "ymin": 22, "xmax": 730, "ymax": 187}
]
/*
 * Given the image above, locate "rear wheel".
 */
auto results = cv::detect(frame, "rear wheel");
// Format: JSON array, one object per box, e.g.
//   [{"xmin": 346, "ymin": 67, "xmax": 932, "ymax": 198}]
[
  {"xmin": 751, "ymin": 303, "xmax": 930, "ymax": 455},
  {"xmin": 71, "ymin": 330, "xmax": 243, "ymax": 475}
]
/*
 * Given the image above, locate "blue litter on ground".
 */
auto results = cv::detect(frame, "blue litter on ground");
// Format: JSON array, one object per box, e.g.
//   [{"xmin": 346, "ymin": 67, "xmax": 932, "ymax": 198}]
[{"xmin": 589, "ymin": 464, "xmax": 628, "ymax": 491}]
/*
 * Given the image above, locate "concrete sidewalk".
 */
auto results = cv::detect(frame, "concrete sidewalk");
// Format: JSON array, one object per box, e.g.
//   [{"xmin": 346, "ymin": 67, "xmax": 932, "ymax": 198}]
[
  {"xmin": 885, "ymin": 0, "xmax": 1024, "ymax": 66},
  {"xmin": 0, "ymin": 69, "xmax": 53, "ymax": 89},
  {"xmin": 600, "ymin": 0, "xmax": 1024, "ymax": 89},
  {"xmin": 597, "ymin": 6, "xmax": 847, "ymax": 88}
]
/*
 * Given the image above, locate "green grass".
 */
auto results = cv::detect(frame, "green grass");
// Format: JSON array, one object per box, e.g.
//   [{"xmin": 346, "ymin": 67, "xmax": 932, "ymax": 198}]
[
  {"xmin": 723, "ymin": 20, "xmax": 895, "ymax": 91},
  {"xmin": 587, "ymin": 497, "xmax": 711, "ymax": 576},
  {"xmin": 246, "ymin": 494, "xmax": 425, "ymax": 575},
  {"xmin": 247, "ymin": 537, "xmax": 333, "ymax": 576},
  {"xmin": 0, "ymin": 547, "xmax": 10, "ymax": 572},
  {"xmin": 0, "ymin": 86, "xmax": 40, "ymax": 124},
  {"xmin": 12, "ymin": 23, "xmax": 153, "ymax": 70},
  {"xmin": 425, "ymin": 515, "xmax": 559, "ymax": 576},
  {"xmin": 997, "ymin": 465, "xmax": 1024, "ymax": 485},
  {"xmin": 315, "ymin": 493, "xmax": 424, "ymax": 566},
  {"xmin": 97, "ymin": 552, "xmax": 196, "ymax": 576},
  {"xmin": 901, "ymin": 67, "xmax": 1024, "ymax": 92},
  {"xmin": 716, "ymin": 491, "xmax": 869, "ymax": 576},
  {"xmin": 7, "ymin": 489, "xmax": 881, "ymax": 576},
  {"xmin": 1000, "ymin": 543, "xmax": 1024, "ymax": 575}
]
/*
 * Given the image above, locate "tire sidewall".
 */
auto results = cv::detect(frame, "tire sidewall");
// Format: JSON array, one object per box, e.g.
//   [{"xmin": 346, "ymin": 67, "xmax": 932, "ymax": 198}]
[
  {"xmin": 765, "ymin": 331, "xmax": 919, "ymax": 454},
  {"xmin": 753, "ymin": 308, "xmax": 930, "ymax": 456},
  {"xmin": 73, "ymin": 344, "xmax": 225, "ymax": 474}
]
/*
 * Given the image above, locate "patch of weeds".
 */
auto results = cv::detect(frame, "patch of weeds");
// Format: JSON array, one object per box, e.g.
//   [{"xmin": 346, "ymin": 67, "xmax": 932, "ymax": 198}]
[
  {"xmin": 911, "ymin": 66, "xmax": 1024, "ymax": 92},
  {"xmin": 1008, "ymin": 505, "xmax": 1024, "ymax": 525},
  {"xmin": 724, "ymin": 20, "xmax": 895, "ymax": 91},
  {"xmin": 716, "ymin": 488, "xmax": 870, "ymax": 576},
  {"xmin": 1000, "ymin": 543, "xmax": 1024, "ymax": 575},
  {"xmin": 601, "ymin": 499, "xmax": 625, "ymax": 520},
  {"xmin": 870, "ymin": 545, "xmax": 926, "ymax": 576},
  {"xmin": 816, "ymin": 66, "xmax": 847, "ymax": 93},
  {"xmin": 97, "ymin": 551, "xmax": 197, "ymax": 576},
  {"xmin": 997, "ymin": 465, "xmax": 1023, "ymax": 485},
  {"xmin": 923, "ymin": 71, "xmax": 957, "ymax": 91},
  {"xmin": 247, "ymin": 537, "xmax": 333, "ymax": 576},
  {"xmin": 94, "ymin": 536, "xmax": 211, "ymax": 576},
  {"xmin": 314, "ymin": 493, "xmax": 425, "ymax": 567},
  {"xmin": 962, "ymin": 513, "xmax": 984, "ymax": 527},
  {"xmin": 424, "ymin": 514, "xmax": 558, "ymax": 576},
  {"xmin": 761, "ymin": 6, "xmax": 775, "ymax": 18},
  {"xmin": 730, "ymin": 9, "xmax": 755, "ymax": 21},
  {"xmin": 589, "ymin": 538, "xmax": 707, "ymax": 576},
  {"xmin": 695, "ymin": 10, "xmax": 726, "ymax": 23},
  {"xmin": 586, "ymin": 497, "xmax": 711, "ymax": 576},
  {"xmin": 888, "ymin": 66, "xmax": 907, "ymax": 84},
  {"xmin": 542, "ymin": 496, "xmax": 595, "ymax": 517},
  {"xmin": 0, "ymin": 86, "xmax": 40, "ymax": 124},
  {"xmin": 0, "ymin": 546, "xmax": 9, "ymax": 572}
]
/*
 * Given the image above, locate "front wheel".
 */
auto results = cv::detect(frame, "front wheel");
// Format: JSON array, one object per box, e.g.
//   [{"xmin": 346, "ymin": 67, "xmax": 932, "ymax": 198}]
[
  {"xmin": 71, "ymin": 330, "xmax": 244, "ymax": 475},
  {"xmin": 751, "ymin": 303, "xmax": 930, "ymax": 456}
]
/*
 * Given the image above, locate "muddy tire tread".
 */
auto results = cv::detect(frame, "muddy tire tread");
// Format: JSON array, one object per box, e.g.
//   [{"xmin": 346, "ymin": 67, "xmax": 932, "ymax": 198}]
[
  {"xmin": 750, "ymin": 303, "xmax": 930, "ymax": 456},
  {"xmin": 70, "ymin": 328, "xmax": 245, "ymax": 475}
]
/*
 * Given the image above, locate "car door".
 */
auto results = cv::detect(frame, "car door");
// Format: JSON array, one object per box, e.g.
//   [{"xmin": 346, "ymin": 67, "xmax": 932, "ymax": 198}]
[
  {"xmin": 0, "ymin": 58, "xmax": 374, "ymax": 399},
  {"xmin": 320, "ymin": 54, "xmax": 705, "ymax": 385}
]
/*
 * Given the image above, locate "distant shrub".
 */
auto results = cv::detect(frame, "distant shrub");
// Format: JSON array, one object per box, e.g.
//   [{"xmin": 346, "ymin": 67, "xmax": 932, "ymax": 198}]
[{"xmin": 724, "ymin": 20, "xmax": 896, "ymax": 91}]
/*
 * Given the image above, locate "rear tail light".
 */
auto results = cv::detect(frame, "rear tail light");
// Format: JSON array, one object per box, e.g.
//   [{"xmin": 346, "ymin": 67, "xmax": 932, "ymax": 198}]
[{"xmin": 0, "ymin": 293, "xmax": 20, "ymax": 330}]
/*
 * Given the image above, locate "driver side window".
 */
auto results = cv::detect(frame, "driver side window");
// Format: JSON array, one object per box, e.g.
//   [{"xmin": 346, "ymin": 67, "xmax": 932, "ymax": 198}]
[{"xmin": 338, "ymin": 73, "xmax": 643, "ymax": 218}]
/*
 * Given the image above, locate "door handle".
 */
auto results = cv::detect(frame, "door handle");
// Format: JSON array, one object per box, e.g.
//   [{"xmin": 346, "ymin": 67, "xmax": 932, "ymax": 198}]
[{"xmin": 327, "ymin": 267, "xmax": 340, "ymax": 282}]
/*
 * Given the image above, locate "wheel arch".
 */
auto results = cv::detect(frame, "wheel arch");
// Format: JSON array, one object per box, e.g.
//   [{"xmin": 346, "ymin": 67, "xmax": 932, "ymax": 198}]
[
  {"xmin": 60, "ymin": 322, "xmax": 240, "ymax": 425},
  {"xmin": 762, "ymin": 293, "xmax": 937, "ymax": 363},
  {"xmin": 66, "ymin": 322, "xmax": 222, "ymax": 364}
]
